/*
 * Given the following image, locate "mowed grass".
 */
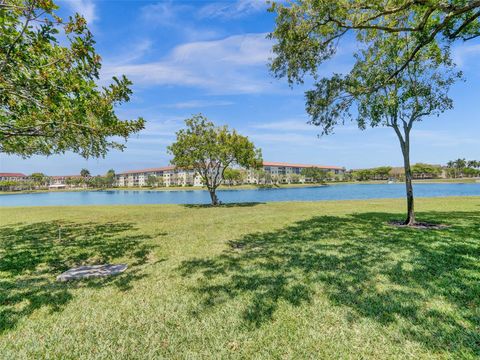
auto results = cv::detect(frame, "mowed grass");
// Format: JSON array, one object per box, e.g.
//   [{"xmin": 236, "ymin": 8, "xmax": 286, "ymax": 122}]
[{"xmin": 0, "ymin": 197, "xmax": 479, "ymax": 359}]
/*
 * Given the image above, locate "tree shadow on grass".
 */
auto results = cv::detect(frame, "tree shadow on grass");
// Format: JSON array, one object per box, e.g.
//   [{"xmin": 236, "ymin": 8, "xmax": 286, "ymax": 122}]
[
  {"xmin": 0, "ymin": 221, "xmax": 155, "ymax": 333},
  {"xmin": 179, "ymin": 210, "xmax": 480, "ymax": 356},
  {"xmin": 183, "ymin": 202, "xmax": 265, "ymax": 209}
]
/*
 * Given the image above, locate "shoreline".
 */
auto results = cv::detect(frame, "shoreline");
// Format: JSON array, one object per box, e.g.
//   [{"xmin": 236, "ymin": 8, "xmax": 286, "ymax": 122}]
[{"xmin": 1, "ymin": 178, "xmax": 478, "ymax": 196}]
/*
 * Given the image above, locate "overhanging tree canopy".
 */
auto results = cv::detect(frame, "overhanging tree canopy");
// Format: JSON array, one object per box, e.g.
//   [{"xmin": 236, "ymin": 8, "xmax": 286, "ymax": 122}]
[
  {"xmin": 269, "ymin": 0, "xmax": 479, "ymax": 89},
  {"xmin": 0, "ymin": 0, "xmax": 144, "ymax": 158}
]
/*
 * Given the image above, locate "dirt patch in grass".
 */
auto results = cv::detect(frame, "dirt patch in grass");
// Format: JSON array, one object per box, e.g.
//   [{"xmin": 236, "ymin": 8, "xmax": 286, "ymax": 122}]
[{"xmin": 388, "ymin": 221, "xmax": 449, "ymax": 230}]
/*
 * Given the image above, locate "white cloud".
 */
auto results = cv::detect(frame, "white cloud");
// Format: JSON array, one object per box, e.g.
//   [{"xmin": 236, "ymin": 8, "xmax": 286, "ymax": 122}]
[
  {"xmin": 198, "ymin": 0, "xmax": 268, "ymax": 19},
  {"xmin": 141, "ymin": 1, "xmax": 191, "ymax": 27},
  {"xmin": 171, "ymin": 32, "xmax": 270, "ymax": 65},
  {"xmin": 453, "ymin": 43, "xmax": 480, "ymax": 67},
  {"xmin": 412, "ymin": 129, "xmax": 478, "ymax": 147},
  {"xmin": 251, "ymin": 119, "xmax": 313, "ymax": 131},
  {"xmin": 248, "ymin": 132, "xmax": 317, "ymax": 144},
  {"xmin": 250, "ymin": 119, "xmax": 361, "ymax": 133},
  {"xmin": 161, "ymin": 100, "xmax": 234, "ymax": 109},
  {"xmin": 108, "ymin": 39, "xmax": 153, "ymax": 65},
  {"xmin": 140, "ymin": 2, "xmax": 223, "ymax": 41},
  {"xmin": 101, "ymin": 33, "xmax": 274, "ymax": 94},
  {"xmin": 245, "ymin": 130, "xmax": 363, "ymax": 153},
  {"xmin": 66, "ymin": 0, "xmax": 97, "ymax": 24}
]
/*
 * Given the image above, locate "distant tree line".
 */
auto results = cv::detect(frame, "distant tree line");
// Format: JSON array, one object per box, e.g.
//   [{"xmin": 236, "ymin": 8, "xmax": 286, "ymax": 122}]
[
  {"xmin": 346, "ymin": 160, "xmax": 480, "ymax": 181},
  {"xmin": 348, "ymin": 164, "xmax": 442, "ymax": 181},
  {"xmin": 0, "ymin": 169, "xmax": 116, "ymax": 191},
  {"xmin": 446, "ymin": 159, "xmax": 480, "ymax": 178}
]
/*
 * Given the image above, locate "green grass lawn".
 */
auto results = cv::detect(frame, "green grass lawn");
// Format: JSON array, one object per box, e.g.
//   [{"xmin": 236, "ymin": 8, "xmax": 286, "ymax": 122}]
[{"xmin": 0, "ymin": 197, "xmax": 479, "ymax": 359}]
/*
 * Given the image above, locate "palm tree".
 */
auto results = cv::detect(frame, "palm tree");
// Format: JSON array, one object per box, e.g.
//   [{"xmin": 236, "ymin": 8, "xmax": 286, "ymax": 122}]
[{"xmin": 80, "ymin": 169, "xmax": 90, "ymax": 178}]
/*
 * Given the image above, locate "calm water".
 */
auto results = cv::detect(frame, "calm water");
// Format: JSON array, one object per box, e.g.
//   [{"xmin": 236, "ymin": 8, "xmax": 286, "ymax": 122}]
[{"xmin": 1, "ymin": 183, "xmax": 480, "ymax": 207}]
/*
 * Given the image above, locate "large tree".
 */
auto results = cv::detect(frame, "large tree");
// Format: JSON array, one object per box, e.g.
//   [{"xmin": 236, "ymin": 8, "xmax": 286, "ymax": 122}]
[
  {"xmin": 168, "ymin": 115, "xmax": 262, "ymax": 205},
  {"xmin": 330, "ymin": 37, "xmax": 457, "ymax": 224},
  {"xmin": 269, "ymin": 3, "xmax": 464, "ymax": 225},
  {"xmin": 0, "ymin": 0, "xmax": 144, "ymax": 157}
]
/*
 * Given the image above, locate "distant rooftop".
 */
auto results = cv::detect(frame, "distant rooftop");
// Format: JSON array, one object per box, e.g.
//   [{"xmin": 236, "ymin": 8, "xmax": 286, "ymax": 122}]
[
  {"xmin": 117, "ymin": 162, "xmax": 344, "ymax": 175},
  {"xmin": 262, "ymin": 162, "xmax": 344, "ymax": 170},
  {"xmin": 118, "ymin": 166, "xmax": 176, "ymax": 175},
  {"xmin": 0, "ymin": 172, "xmax": 27, "ymax": 177}
]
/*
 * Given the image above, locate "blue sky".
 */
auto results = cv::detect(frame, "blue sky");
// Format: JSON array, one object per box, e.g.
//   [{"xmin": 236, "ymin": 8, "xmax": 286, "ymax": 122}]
[{"xmin": 1, "ymin": 0, "xmax": 479, "ymax": 175}]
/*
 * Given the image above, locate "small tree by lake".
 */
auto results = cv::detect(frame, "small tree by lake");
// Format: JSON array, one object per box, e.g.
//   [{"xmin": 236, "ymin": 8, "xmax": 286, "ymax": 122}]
[
  {"xmin": 146, "ymin": 175, "xmax": 159, "ymax": 188},
  {"xmin": 105, "ymin": 169, "xmax": 116, "ymax": 188},
  {"xmin": 224, "ymin": 168, "xmax": 243, "ymax": 186},
  {"xmin": 30, "ymin": 173, "xmax": 48, "ymax": 188},
  {"xmin": 168, "ymin": 115, "xmax": 262, "ymax": 205},
  {"xmin": 301, "ymin": 167, "xmax": 326, "ymax": 183}
]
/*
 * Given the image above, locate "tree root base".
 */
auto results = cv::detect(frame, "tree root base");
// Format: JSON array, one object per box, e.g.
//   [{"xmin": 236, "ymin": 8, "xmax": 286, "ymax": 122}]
[{"xmin": 388, "ymin": 221, "xmax": 448, "ymax": 229}]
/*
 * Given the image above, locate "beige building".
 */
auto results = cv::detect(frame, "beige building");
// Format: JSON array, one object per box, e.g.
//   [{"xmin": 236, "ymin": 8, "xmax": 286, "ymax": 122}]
[
  {"xmin": 115, "ymin": 166, "xmax": 203, "ymax": 187},
  {"xmin": 0, "ymin": 172, "xmax": 27, "ymax": 182},
  {"xmin": 247, "ymin": 161, "xmax": 346, "ymax": 184},
  {"xmin": 115, "ymin": 161, "xmax": 345, "ymax": 187},
  {"xmin": 49, "ymin": 175, "xmax": 84, "ymax": 189}
]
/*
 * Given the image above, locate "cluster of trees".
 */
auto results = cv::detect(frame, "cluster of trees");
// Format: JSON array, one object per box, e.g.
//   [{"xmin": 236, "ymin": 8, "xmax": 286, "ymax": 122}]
[
  {"xmin": 349, "ymin": 164, "xmax": 442, "ymax": 181},
  {"xmin": 61, "ymin": 169, "xmax": 116, "ymax": 188},
  {"xmin": 301, "ymin": 168, "xmax": 344, "ymax": 183},
  {"xmin": 446, "ymin": 159, "xmax": 480, "ymax": 178},
  {"xmin": 84, "ymin": 170, "xmax": 116, "ymax": 188},
  {"xmin": 0, "ymin": 172, "xmax": 56, "ymax": 191},
  {"xmin": 249, "ymin": 167, "xmax": 337, "ymax": 186},
  {"xmin": 411, "ymin": 164, "xmax": 442, "ymax": 179},
  {"xmin": 0, "ymin": 169, "xmax": 116, "ymax": 191},
  {"xmin": 0, "ymin": 179, "xmax": 37, "ymax": 191},
  {"xmin": 349, "ymin": 167, "xmax": 393, "ymax": 181},
  {"xmin": 223, "ymin": 168, "xmax": 246, "ymax": 185},
  {"xmin": 300, "ymin": 167, "xmax": 327, "ymax": 183},
  {"xmin": 145, "ymin": 175, "xmax": 164, "ymax": 188}
]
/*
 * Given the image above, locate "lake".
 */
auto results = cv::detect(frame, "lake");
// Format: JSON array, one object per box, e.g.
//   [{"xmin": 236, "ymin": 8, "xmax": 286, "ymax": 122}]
[{"xmin": 1, "ymin": 183, "xmax": 480, "ymax": 207}]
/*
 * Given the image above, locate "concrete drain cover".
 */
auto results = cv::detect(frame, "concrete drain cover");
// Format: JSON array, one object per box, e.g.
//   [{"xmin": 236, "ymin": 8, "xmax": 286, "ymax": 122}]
[{"xmin": 57, "ymin": 264, "xmax": 128, "ymax": 282}]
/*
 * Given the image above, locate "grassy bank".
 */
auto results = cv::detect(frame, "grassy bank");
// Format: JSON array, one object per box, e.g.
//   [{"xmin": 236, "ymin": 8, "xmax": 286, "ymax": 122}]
[{"xmin": 0, "ymin": 197, "xmax": 479, "ymax": 359}]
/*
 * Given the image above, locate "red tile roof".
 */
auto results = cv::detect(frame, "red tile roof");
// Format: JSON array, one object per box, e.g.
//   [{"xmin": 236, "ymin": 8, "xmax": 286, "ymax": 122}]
[
  {"xmin": 0, "ymin": 173, "xmax": 27, "ymax": 177},
  {"xmin": 118, "ymin": 166, "xmax": 176, "ymax": 175},
  {"xmin": 117, "ymin": 162, "xmax": 344, "ymax": 175},
  {"xmin": 262, "ymin": 162, "xmax": 344, "ymax": 170}
]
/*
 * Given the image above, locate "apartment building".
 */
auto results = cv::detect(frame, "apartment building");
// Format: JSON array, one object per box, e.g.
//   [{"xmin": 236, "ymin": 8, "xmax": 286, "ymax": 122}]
[
  {"xmin": 115, "ymin": 161, "xmax": 345, "ymax": 187},
  {"xmin": 115, "ymin": 166, "xmax": 203, "ymax": 187},
  {"xmin": 247, "ymin": 162, "xmax": 346, "ymax": 184},
  {"xmin": 0, "ymin": 173, "xmax": 27, "ymax": 182},
  {"xmin": 49, "ymin": 175, "xmax": 84, "ymax": 188}
]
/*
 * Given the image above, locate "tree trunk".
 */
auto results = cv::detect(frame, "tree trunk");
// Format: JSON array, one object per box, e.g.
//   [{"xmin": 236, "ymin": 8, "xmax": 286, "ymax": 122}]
[
  {"xmin": 209, "ymin": 189, "xmax": 219, "ymax": 206},
  {"xmin": 400, "ymin": 134, "xmax": 415, "ymax": 225}
]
